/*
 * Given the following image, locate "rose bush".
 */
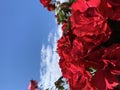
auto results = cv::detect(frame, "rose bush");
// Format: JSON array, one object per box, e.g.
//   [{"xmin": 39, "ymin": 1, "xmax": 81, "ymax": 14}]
[{"xmin": 39, "ymin": 0, "xmax": 120, "ymax": 89}]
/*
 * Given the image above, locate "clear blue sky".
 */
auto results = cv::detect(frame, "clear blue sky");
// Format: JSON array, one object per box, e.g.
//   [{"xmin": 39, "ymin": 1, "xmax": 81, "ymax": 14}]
[{"xmin": 0, "ymin": 0, "xmax": 56, "ymax": 90}]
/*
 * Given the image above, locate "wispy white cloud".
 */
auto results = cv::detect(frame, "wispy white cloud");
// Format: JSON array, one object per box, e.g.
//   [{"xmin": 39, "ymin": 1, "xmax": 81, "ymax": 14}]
[
  {"xmin": 39, "ymin": 25, "xmax": 62, "ymax": 90},
  {"xmin": 48, "ymin": 32, "xmax": 53, "ymax": 42}
]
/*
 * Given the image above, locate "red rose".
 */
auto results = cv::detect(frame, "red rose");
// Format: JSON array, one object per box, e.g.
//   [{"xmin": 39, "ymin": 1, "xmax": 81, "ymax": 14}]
[
  {"xmin": 71, "ymin": 7, "xmax": 111, "ymax": 52},
  {"xmin": 93, "ymin": 68, "xmax": 118, "ymax": 90},
  {"xmin": 40, "ymin": 0, "xmax": 51, "ymax": 7},
  {"xmin": 47, "ymin": 4, "xmax": 55, "ymax": 11},
  {"xmin": 91, "ymin": 44, "xmax": 120, "ymax": 90}
]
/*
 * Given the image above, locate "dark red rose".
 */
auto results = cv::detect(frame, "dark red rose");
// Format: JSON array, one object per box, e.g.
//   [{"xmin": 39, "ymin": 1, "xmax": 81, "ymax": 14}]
[
  {"xmin": 92, "ymin": 68, "xmax": 118, "ymax": 90},
  {"xmin": 47, "ymin": 4, "xmax": 55, "ymax": 11},
  {"xmin": 91, "ymin": 44, "xmax": 120, "ymax": 90},
  {"xmin": 71, "ymin": 7, "xmax": 111, "ymax": 52},
  {"xmin": 40, "ymin": 0, "xmax": 51, "ymax": 7}
]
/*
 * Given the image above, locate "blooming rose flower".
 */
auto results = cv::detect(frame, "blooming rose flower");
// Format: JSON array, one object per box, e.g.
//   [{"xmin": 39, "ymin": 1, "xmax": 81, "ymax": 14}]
[
  {"xmin": 47, "ymin": 4, "xmax": 55, "ymax": 11},
  {"xmin": 40, "ymin": 0, "xmax": 51, "ymax": 7},
  {"xmin": 91, "ymin": 44, "xmax": 120, "ymax": 90},
  {"xmin": 93, "ymin": 67, "xmax": 119, "ymax": 90},
  {"xmin": 71, "ymin": 7, "xmax": 111, "ymax": 52},
  {"xmin": 93, "ymin": 60, "xmax": 119, "ymax": 90}
]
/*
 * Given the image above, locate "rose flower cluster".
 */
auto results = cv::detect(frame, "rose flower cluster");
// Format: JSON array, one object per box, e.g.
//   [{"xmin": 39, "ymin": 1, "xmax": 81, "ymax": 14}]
[{"xmin": 40, "ymin": 0, "xmax": 120, "ymax": 90}]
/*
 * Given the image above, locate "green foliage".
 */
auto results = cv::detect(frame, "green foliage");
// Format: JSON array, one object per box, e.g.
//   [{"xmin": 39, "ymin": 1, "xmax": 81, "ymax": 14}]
[
  {"xmin": 56, "ymin": 0, "xmax": 75, "ymax": 24},
  {"xmin": 54, "ymin": 76, "xmax": 67, "ymax": 90},
  {"xmin": 58, "ymin": 86, "xmax": 64, "ymax": 90},
  {"xmin": 57, "ymin": 10, "xmax": 65, "ymax": 23}
]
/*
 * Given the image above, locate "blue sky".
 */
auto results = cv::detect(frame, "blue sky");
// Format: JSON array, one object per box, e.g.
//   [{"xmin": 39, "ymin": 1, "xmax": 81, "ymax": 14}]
[{"xmin": 0, "ymin": 0, "xmax": 56, "ymax": 90}]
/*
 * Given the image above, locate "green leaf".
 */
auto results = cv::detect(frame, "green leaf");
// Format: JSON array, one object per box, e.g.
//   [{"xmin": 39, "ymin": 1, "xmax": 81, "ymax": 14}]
[
  {"xmin": 57, "ymin": 10, "xmax": 65, "ymax": 23},
  {"xmin": 58, "ymin": 86, "xmax": 64, "ymax": 90}
]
